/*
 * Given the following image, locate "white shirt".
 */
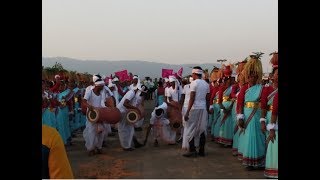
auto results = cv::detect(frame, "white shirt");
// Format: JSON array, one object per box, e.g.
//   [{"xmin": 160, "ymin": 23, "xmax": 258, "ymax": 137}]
[
  {"xmin": 116, "ymin": 90, "xmax": 136, "ymax": 113},
  {"xmin": 167, "ymin": 86, "xmax": 179, "ymax": 102},
  {"xmin": 129, "ymin": 83, "xmax": 138, "ymax": 91},
  {"xmin": 182, "ymin": 84, "xmax": 191, "ymax": 108},
  {"xmin": 104, "ymin": 86, "xmax": 114, "ymax": 98},
  {"xmin": 167, "ymin": 84, "xmax": 182, "ymax": 101},
  {"xmin": 133, "ymin": 91, "xmax": 144, "ymax": 106},
  {"xmin": 189, "ymin": 79, "xmax": 210, "ymax": 109},
  {"xmin": 165, "ymin": 87, "xmax": 170, "ymax": 101},
  {"xmin": 111, "ymin": 86, "xmax": 120, "ymax": 105},
  {"xmin": 84, "ymin": 86, "xmax": 106, "ymax": 108}
]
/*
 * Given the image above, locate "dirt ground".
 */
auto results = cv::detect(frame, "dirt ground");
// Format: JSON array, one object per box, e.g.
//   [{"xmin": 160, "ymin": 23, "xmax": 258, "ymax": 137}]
[{"xmin": 66, "ymin": 100, "xmax": 265, "ymax": 179}]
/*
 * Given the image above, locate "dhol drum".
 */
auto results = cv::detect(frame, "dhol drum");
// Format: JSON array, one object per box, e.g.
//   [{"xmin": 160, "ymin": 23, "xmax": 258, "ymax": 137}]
[
  {"xmin": 126, "ymin": 109, "xmax": 141, "ymax": 124},
  {"xmin": 167, "ymin": 101, "xmax": 182, "ymax": 130},
  {"xmin": 87, "ymin": 107, "xmax": 121, "ymax": 124}
]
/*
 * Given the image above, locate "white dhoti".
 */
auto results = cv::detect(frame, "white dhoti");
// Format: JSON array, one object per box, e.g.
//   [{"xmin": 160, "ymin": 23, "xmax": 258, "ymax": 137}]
[
  {"xmin": 134, "ymin": 118, "xmax": 144, "ymax": 128},
  {"xmin": 105, "ymin": 123, "xmax": 112, "ymax": 133},
  {"xmin": 118, "ymin": 113, "xmax": 135, "ymax": 148},
  {"xmin": 181, "ymin": 107, "xmax": 189, "ymax": 150},
  {"xmin": 184, "ymin": 109, "xmax": 208, "ymax": 147},
  {"xmin": 83, "ymin": 121, "xmax": 107, "ymax": 151}
]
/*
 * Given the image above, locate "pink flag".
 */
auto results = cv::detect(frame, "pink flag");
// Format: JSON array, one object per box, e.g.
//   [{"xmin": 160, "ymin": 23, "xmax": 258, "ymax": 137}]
[
  {"xmin": 177, "ymin": 67, "xmax": 183, "ymax": 78},
  {"xmin": 115, "ymin": 69, "xmax": 128, "ymax": 82},
  {"xmin": 162, "ymin": 69, "xmax": 173, "ymax": 78},
  {"xmin": 124, "ymin": 73, "xmax": 130, "ymax": 81}
]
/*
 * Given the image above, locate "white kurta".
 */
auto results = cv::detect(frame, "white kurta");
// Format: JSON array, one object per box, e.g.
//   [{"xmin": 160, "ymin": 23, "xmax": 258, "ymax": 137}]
[
  {"xmin": 133, "ymin": 91, "xmax": 145, "ymax": 128},
  {"xmin": 181, "ymin": 84, "xmax": 191, "ymax": 150},
  {"xmin": 116, "ymin": 90, "xmax": 136, "ymax": 149}
]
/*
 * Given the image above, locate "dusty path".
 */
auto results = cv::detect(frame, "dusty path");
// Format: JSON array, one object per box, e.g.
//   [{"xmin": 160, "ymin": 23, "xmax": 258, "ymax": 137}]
[{"xmin": 66, "ymin": 100, "xmax": 265, "ymax": 179}]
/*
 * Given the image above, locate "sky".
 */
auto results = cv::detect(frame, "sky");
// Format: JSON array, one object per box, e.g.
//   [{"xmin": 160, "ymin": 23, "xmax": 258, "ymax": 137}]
[{"xmin": 42, "ymin": 0, "xmax": 278, "ymax": 73}]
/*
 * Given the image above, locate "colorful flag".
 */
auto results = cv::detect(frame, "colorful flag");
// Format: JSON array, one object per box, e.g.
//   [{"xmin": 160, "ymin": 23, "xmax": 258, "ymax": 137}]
[
  {"xmin": 162, "ymin": 68, "xmax": 173, "ymax": 78},
  {"xmin": 115, "ymin": 69, "xmax": 129, "ymax": 82},
  {"xmin": 177, "ymin": 67, "xmax": 183, "ymax": 78}
]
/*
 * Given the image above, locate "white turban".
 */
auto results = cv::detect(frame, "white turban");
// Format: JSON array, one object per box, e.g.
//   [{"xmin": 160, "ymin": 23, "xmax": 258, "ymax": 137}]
[
  {"xmin": 133, "ymin": 75, "xmax": 139, "ymax": 79},
  {"xmin": 192, "ymin": 69, "xmax": 203, "ymax": 74},
  {"xmin": 108, "ymin": 79, "xmax": 115, "ymax": 88},
  {"xmin": 93, "ymin": 74, "xmax": 104, "ymax": 86},
  {"xmin": 164, "ymin": 78, "xmax": 169, "ymax": 82},
  {"xmin": 156, "ymin": 102, "xmax": 168, "ymax": 110},
  {"xmin": 92, "ymin": 74, "xmax": 100, "ymax": 83},
  {"xmin": 112, "ymin": 77, "xmax": 119, "ymax": 82},
  {"xmin": 95, "ymin": 80, "xmax": 105, "ymax": 86},
  {"xmin": 169, "ymin": 76, "xmax": 176, "ymax": 83}
]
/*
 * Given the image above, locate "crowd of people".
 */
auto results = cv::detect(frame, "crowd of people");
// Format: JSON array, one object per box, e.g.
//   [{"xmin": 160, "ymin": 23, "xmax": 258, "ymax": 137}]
[{"xmin": 42, "ymin": 52, "xmax": 278, "ymax": 179}]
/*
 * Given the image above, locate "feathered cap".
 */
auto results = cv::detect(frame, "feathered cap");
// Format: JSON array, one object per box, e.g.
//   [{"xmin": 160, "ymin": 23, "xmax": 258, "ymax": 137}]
[
  {"xmin": 243, "ymin": 52, "xmax": 264, "ymax": 83},
  {"xmin": 210, "ymin": 66, "xmax": 223, "ymax": 82},
  {"xmin": 236, "ymin": 59, "xmax": 247, "ymax": 75},
  {"xmin": 223, "ymin": 65, "xmax": 232, "ymax": 77}
]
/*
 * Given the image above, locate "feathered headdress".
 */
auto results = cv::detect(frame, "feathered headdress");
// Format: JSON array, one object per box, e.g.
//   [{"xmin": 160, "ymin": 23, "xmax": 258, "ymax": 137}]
[
  {"xmin": 236, "ymin": 59, "xmax": 247, "ymax": 75},
  {"xmin": 210, "ymin": 66, "xmax": 223, "ymax": 82},
  {"xmin": 243, "ymin": 52, "xmax": 264, "ymax": 83}
]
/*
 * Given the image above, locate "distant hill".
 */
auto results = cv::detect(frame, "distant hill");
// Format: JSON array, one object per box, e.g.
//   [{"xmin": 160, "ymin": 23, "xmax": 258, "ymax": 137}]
[{"xmin": 42, "ymin": 57, "xmax": 221, "ymax": 79}]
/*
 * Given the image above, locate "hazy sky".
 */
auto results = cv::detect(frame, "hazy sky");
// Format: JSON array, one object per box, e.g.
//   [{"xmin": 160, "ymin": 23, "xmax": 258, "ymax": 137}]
[{"xmin": 42, "ymin": 0, "xmax": 277, "ymax": 72}]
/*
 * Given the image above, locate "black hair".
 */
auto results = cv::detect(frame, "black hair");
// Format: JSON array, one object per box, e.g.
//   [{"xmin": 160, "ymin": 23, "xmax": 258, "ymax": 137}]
[
  {"xmin": 95, "ymin": 74, "xmax": 102, "ymax": 79},
  {"xmin": 155, "ymin": 108, "xmax": 164, "ymax": 116},
  {"xmin": 193, "ymin": 66, "xmax": 203, "ymax": 78},
  {"xmin": 193, "ymin": 66, "xmax": 202, "ymax": 70}
]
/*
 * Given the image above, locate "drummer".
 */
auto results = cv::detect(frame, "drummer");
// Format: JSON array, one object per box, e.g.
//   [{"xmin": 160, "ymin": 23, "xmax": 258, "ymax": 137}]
[
  {"xmin": 82, "ymin": 74, "xmax": 110, "ymax": 156},
  {"xmin": 165, "ymin": 76, "xmax": 182, "ymax": 142},
  {"xmin": 116, "ymin": 83, "xmax": 144, "ymax": 151},
  {"xmin": 145, "ymin": 102, "xmax": 177, "ymax": 146}
]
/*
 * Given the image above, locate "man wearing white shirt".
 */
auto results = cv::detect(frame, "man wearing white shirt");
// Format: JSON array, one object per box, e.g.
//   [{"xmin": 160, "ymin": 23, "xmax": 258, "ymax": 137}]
[
  {"xmin": 129, "ymin": 75, "xmax": 140, "ymax": 90},
  {"xmin": 183, "ymin": 67, "xmax": 210, "ymax": 157},
  {"xmin": 116, "ymin": 85, "xmax": 144, "ymax": 151},
  {"xmin": 166, "ymin": 76, "xmax": 182, "ymax": 103},
  {"xmin": 82, "ymin": 74, "xmax": 110, "ymax": 156}
]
